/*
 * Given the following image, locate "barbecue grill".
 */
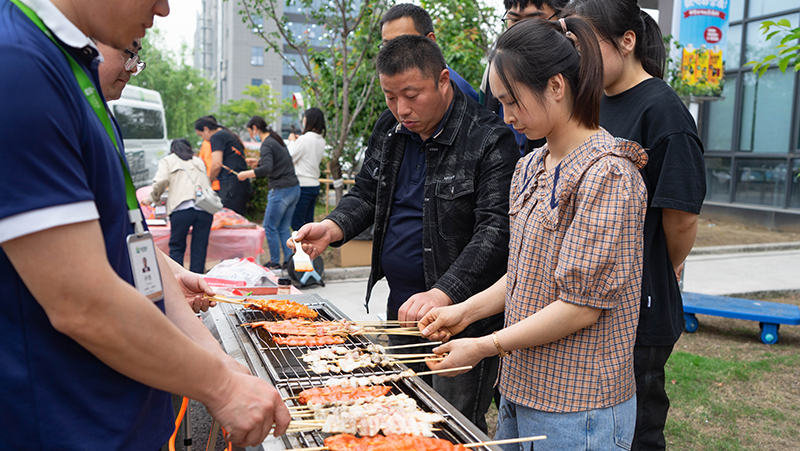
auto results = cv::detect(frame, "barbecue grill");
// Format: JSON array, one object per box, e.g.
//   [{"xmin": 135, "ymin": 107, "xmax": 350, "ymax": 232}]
[{"xmin": 203, "ymin": 293, "xmax": 501, "ymax": 451}]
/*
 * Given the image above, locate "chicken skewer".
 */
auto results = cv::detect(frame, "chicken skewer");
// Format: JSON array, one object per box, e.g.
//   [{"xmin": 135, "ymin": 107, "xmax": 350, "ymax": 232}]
[{"xmin": 300, "ymin": 345, "xmax": 440, "ymax": 374}]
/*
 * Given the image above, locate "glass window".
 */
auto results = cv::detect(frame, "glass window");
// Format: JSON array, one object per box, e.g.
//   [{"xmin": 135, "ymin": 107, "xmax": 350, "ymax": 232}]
[
  {"xmin": 734, "ymin": 158, "xmax": 788, "ymax": 207},
  {"xmin": 706, "ymin": 76, "xmax": 737, "ymax": 151},
  {"xmin": 705, "ymin": 157, "xmax": 733, "ymax": 202},
  {"xmin": 250, "ymin": 15, "xmax": 264, "ymax": 33},
  {"xmin": 748, "ymin": 0, "xmax": 798, "ymax": 18},
  {"xmin": 251, "ymin": 46, "xmax": 264, "ymax": 66},
  {"xmin": 112, "ymin": 105, "xmax": 165, "ymax": 140},
  {"xmin": 251, "ymin": 78, "xmax": 263, "ymax": 87},
  {"xmin": 744, "ymin": 13, "xmax": 798, "ymax": 64},
  {"xmin": 739, "ymin": 70, "xmax": 795, "ymax": 153},
  {"xmin": 791, "ymin": 160, "xmax": 800, "ymax": 209},
  {"xmin": 283, "ymin": 53, "xmax": 307, "ymax": 76},
  {"xmin": 725, "ymin": 24, "xmax": 741, "ymax": 70},
  {"xmin": 729, "ymin": 0, "xmax": 744, "ymax": 22}
]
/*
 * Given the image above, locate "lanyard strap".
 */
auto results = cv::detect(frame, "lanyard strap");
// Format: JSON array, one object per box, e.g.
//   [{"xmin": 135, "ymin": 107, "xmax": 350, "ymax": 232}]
[{"xmin": 10, "ymin": 0, "xmax": 140, "ymax": 215}]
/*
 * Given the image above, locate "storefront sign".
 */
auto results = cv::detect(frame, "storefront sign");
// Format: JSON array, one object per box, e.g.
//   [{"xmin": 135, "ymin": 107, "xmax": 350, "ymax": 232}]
[{"xmin": 679, "ymin": 0, "xmax": 730, "ymax": 96}]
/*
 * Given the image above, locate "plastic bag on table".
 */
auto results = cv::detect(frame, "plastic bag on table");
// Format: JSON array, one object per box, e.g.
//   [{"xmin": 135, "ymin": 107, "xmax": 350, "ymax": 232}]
[
  {"xmin": 205, "ymin": 257, "xmax": 271, "ymax": 287},
  {"xmin": 211, "ymin": 208, "xmax": 257, "ymax": 230}
]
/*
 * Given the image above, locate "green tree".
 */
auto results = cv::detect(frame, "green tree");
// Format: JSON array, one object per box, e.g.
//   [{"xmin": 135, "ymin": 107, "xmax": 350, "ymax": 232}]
[
  {"xmin": 217, "ymin": 84, "xmax": 291, "ymax": 136},
  {"xmin": 747, "ymin": 19, "xmax": 800, "ymax": 76},
  {"xmin": 420, "ymin": 0, "xmax": 500, "ymax": 88},
  {"xmin": 128, "ymin": 27, "xmax": 216, "ymax": 143},
  {"xmin": 240, "ymin": 0, "xmax": 387, "ymax": 201}
]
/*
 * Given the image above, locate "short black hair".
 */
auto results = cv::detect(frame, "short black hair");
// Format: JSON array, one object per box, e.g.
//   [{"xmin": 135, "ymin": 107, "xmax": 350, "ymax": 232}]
[
  {"xmin": 376, "ymin": 34, "xmax": 446, "ymax": 82},
  {"xmin": 503, "ymin": 0, "xmax": 569, "ymax": 14},
  {"xmin": 380, "ymin": 3, "xmax": 434, "ymax": 36},
  {"xmin": 170, "ymin": 138, "xmax": 194, "ymax": 161}
]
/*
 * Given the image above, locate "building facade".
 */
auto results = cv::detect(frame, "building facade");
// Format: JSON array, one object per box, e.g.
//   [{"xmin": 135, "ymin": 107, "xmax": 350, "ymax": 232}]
[
  {"xmin": 195, "ymin": 0, "xmax": 308, "ymax": 135},
  {"xmin": 646, "ymin": 0, "xmax": 799, "ymax": 229}
]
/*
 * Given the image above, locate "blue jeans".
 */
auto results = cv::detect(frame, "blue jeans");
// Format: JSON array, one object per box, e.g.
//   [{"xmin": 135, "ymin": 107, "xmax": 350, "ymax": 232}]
[
  {"xmin": 263, "ymin": 185, "xmax": 300, "ymax": 265},
  {"xmin": 169, "ymin": 208, "xmax": 213, "ymax": 273},
  {"xmin": 291, "ymin": 185, "xmax": 320, "ymax": 231},
  {"xmin": 495, "ymin": 394, "xmax": 637, "ymax": 451}
]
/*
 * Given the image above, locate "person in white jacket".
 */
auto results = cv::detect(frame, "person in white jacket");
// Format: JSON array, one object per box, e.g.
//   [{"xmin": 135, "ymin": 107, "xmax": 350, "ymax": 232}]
[
  {"xmin": 149, "ymin": 139, "xmax": 215, "ymax": 273},
  {"xmin": 290, "ymin": 108, "xmax": 327, "ymax": 231}
]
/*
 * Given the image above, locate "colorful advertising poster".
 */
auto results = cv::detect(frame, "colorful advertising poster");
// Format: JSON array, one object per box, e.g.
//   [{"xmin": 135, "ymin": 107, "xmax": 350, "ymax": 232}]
[{"xmin": 679, "ymin": 0, "xmax": 730, "ymax": 96}]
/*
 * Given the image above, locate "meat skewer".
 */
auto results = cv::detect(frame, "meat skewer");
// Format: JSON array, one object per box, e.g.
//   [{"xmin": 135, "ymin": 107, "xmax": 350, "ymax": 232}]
[
  {"xmin": 242, "ymin": 319, "xmax": 421, "ymax": 337},
  {"xmin": 208, "ymin": 294, "xmax": 318, "ymax": 319},
  {"xmin": 285, "ymin": 434, "xmax": 549, "ymax": 451},
  {"xmin": 300, "ymin": 345, "xmax": 438, "ymax": 374},
  {"xmin": 290, "ymin": 394, "xmax": 446, "ymax": 437}
]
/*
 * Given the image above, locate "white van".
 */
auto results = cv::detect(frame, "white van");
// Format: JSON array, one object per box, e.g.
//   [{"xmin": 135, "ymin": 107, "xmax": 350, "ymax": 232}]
[{"xmin": 108, "ymin": 85, "xmax": 169, "ymax": 188}]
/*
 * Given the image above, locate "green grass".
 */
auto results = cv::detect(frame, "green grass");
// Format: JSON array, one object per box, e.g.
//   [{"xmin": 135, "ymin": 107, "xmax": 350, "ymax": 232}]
[{"xmin": 664, "ymin": 351, "xmax": 800, "ymax": 450}]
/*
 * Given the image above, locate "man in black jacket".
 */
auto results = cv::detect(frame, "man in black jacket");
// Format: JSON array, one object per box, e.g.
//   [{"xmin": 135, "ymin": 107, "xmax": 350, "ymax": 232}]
[{"xmin": 293, "ymin": 35, "xmax": 519, "ymax": 432}]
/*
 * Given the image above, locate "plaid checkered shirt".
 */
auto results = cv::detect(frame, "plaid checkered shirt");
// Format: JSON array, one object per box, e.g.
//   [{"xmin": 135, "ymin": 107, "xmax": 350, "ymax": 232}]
[{"xmin": 499, "ymin": 129, "xmax": 648, "ymax": 412}]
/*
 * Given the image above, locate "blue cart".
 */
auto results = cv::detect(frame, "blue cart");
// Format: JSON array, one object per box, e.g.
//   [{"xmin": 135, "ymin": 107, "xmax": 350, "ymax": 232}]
[{"xmin": 682, "ymin": 292, "xmax": 800, "ymax": 344}]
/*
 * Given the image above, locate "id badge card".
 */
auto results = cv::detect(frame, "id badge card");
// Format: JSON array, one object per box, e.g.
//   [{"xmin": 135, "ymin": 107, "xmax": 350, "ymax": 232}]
[{"xmin": 126, "ymin": 232, "xmax": 164, "ymax": 302}]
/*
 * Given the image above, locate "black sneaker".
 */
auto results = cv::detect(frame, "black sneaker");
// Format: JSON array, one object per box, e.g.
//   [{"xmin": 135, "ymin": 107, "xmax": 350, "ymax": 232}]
[{"xmin": 265, "ymin": 262, "xmax": 282, "ymax": 270}]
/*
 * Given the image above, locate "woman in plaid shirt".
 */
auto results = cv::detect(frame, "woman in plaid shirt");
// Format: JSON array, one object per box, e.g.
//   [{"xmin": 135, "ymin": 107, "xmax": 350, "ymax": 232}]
[{"xmin": 420, "ymin": 17, "xmax": 648, "ymax": 450}]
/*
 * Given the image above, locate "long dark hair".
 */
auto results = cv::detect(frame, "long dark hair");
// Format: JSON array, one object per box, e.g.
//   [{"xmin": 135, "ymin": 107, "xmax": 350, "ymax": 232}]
[
  {"xmin": 246, "ymin": 115, "xmax": 286, "ymax": 147},
  {"xmin": 490, "ymin": 17, "xmax": 603, "ymax": 129},
  {"xmin": 563, "ymin": 0, "xmax": 665, "ymax": 79},
  {"xmin": 303, "ymin": 108, "xmax": 326, "ymax": 137},
  {"xmin": 194, "ymin": 115, "xmax": 246, "ymax": 149},
  {"xmin": 170, "ymin": 138, "xmax": 194, "ymax": 161}
]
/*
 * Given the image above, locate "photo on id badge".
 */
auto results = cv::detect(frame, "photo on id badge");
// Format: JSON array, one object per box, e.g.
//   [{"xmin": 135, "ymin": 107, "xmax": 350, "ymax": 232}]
[{"xmin": 127, "ymin": 233, "xmax": 164, "ymax": 302}]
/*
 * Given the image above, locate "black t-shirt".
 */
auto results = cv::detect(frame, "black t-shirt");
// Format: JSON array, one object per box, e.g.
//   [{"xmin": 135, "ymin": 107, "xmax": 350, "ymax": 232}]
[
  {"xmin": 600, "ymin": 78, "xmax": 706, "ymax": 346},
  {"xmin": 209, "ymin": 129, "xmax": 248, "ymax": 182}
]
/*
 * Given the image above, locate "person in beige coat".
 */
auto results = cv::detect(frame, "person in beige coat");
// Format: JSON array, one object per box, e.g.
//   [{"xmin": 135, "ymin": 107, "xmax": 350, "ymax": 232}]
[{"xmin": 149, "ymin": 139, "xmax": 215, "ymax": 273}]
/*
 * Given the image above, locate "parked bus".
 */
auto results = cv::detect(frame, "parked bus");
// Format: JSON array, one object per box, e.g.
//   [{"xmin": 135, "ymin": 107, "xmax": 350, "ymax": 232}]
[{"xmin": 108, "ymin": 85, "xmax": 169, "ymax": 188}]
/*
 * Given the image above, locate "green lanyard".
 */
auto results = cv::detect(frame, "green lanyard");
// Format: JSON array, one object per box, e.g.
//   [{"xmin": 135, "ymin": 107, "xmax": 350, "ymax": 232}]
[{"xmin": 10, "ymin": 0, "xmax": 142, "ymax": 224}]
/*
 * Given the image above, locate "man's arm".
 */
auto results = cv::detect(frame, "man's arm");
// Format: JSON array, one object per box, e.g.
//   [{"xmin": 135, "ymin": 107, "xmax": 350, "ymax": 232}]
[
  {"xmin": 2, "ymin": 221, "xmax": 289, "ymax": 445},
  {"xmin": 662, "ymin": 208, "xmax": 698, "ymax": 281}
]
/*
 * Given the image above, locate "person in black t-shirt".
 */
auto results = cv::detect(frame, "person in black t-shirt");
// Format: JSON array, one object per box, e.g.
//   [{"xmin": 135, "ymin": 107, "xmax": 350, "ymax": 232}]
[
  {"xmin": 564, "ymin": 1, "xmax": 706, "ymax": 450},
  {"xmin": 194, "ymin": 117, "xmax": 252, "ymax": 216}
]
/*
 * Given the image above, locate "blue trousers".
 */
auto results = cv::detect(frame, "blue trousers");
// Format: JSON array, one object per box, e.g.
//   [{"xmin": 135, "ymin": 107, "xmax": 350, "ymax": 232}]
[
  {"xmin": 495, "ymin": 394, "xmax": 636, "ymax": 450},
  {"xmin": 263, "ymin": 185, "xmax": 300, "ymax": 265},
  {"xmin": 169, "ymin": 208, "xmax": 213, "ymax": 273},
  {"xmin": 291, "ymin": 184, "xmax": 320, "ymax": 231}
]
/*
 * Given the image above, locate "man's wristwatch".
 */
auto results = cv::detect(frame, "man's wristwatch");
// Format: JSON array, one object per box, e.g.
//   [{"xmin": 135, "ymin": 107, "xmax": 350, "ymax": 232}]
[{"xmin": 492, "ymin": 331, "xmax": 511, "ymax": 358}]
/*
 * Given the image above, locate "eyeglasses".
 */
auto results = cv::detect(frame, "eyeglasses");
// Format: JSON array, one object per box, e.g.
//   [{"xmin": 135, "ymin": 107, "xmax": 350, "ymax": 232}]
[
  {"xmin": 123, "ymin": 48, "xmax": 146, "ymax": 76},
  {"xmin": 501, "ymin": 10, "xmax": 559, "ymax": 27}
]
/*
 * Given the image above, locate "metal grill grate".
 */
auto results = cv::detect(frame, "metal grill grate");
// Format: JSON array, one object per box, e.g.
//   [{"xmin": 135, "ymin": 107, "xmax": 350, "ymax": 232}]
[{"xmin": 235, "ymin": 305, "xmax": 405, "ymax": 383}]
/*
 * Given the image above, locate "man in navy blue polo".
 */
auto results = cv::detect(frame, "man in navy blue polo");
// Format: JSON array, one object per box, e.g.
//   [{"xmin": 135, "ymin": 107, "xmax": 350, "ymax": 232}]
[{"xmin": 0, "ymin": 0, "xmax": 289, "ymax": 449}]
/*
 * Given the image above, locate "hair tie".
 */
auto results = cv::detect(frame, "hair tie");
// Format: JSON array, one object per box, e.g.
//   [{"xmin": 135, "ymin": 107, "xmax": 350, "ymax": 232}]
[{"xmin": 559, "ymin": 18, "xmax": 573, "ymax": 38}]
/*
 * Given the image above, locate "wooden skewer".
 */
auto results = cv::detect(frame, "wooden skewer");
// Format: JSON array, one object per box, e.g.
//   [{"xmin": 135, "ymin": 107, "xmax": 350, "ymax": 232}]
[
  {"xmin": 383, "ymin": 341, "xmax": 441, "ymax": 349},
  {"xmin": 282, "ymin": 395, "xmax": 300, "ymax": 401},
  {"xmin": 385, "ymin": 353, "xmax": 438, "ymax": 358},
  {"xmin": 416, "ymin": 365, "xmax": 473, "ymax": 376},
  {"xmin": 463, "ymin": 435, "xmax": 547, "ymax": 447},
  {"xmin": 392, "ymin": 357, "xmax": 445, "ymax": 364}
]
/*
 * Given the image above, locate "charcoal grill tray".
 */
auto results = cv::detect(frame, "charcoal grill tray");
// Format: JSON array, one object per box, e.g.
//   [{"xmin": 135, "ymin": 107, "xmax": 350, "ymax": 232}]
[{"xmin": 218, "ymin": 294, "xmax": 500, "ymax": 451}]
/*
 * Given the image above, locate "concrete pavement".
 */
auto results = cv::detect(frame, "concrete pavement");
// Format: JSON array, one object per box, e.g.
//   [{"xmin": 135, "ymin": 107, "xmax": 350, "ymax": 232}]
[{"xmin": 289, "ymin": 242, "xmax": 800, "ymax": 320}]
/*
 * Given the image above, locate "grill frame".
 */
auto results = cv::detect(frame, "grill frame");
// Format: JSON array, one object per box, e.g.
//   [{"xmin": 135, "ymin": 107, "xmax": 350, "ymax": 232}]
[{"xmin": 211, "ymin": 293, "xmax": 500, "ymax": 451}]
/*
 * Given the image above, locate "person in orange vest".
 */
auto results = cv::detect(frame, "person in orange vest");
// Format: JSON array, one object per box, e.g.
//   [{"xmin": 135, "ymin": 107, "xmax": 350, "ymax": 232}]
[{"xmin": 197, "ymin": 115, "xmax": 221, "ymax": 191}]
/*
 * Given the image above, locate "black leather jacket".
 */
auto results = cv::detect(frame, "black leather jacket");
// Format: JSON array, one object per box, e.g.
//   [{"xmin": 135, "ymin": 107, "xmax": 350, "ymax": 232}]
[{"xmin": 327, "ymin": 84, "xmax": 519, "ymax": 337}]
